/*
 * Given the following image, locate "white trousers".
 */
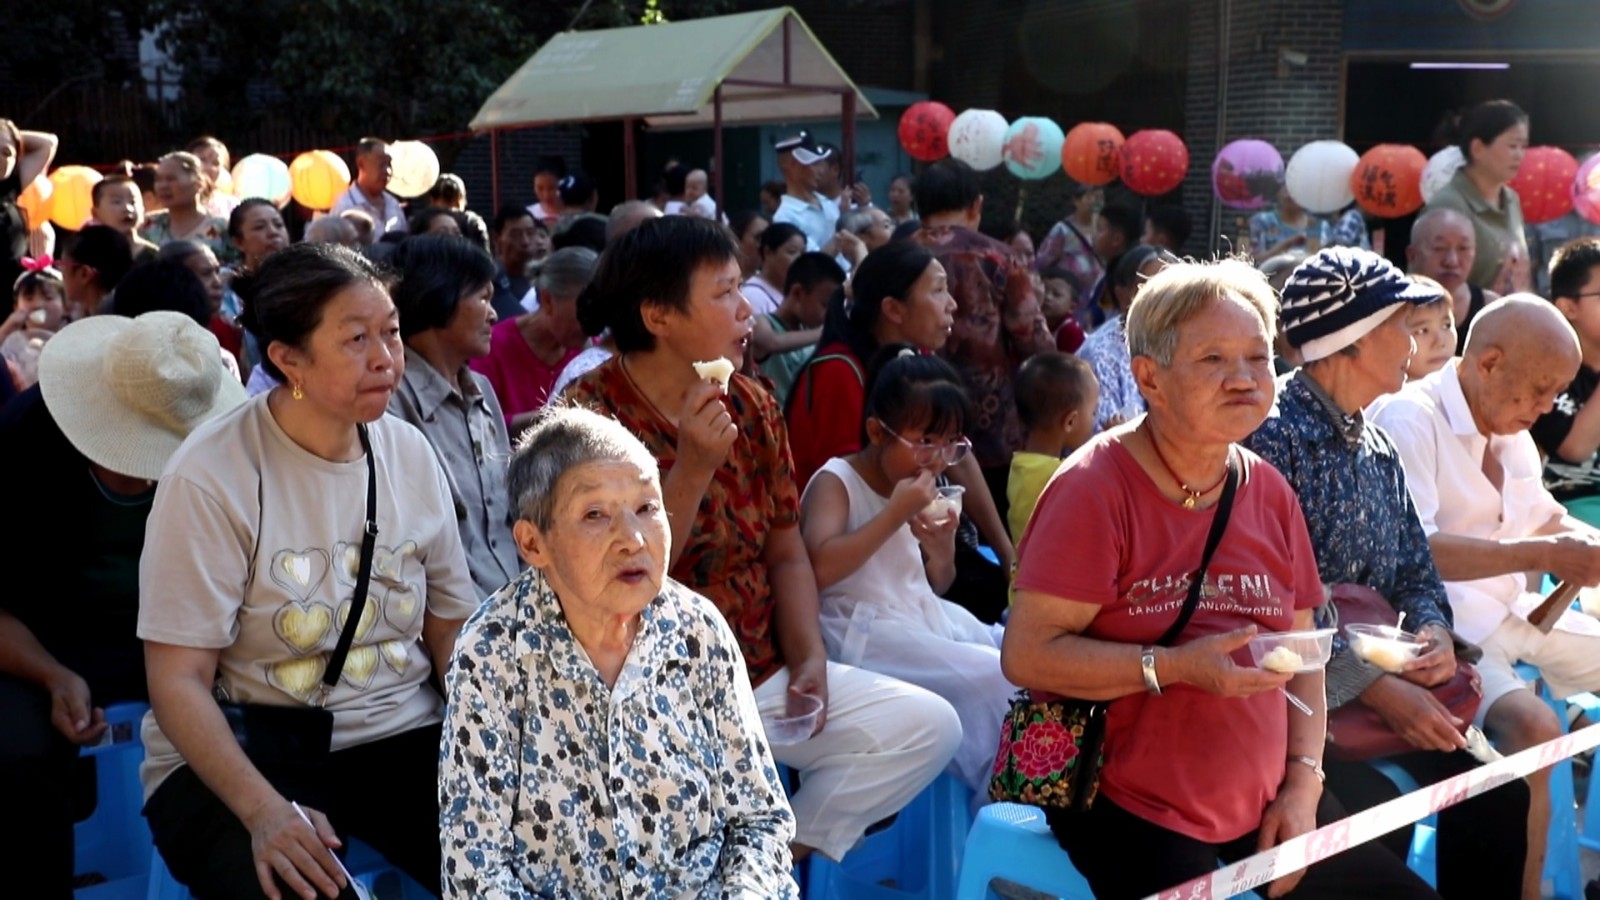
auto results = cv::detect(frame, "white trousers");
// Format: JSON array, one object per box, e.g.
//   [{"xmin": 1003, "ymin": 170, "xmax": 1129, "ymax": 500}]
[
  {"xmin": 754, "ymin": 661, "xmax": 961, "ymax": 861},
  {"xmin": 1476, "ymin": 611, "xmax": 1600, "ymax": 726}
]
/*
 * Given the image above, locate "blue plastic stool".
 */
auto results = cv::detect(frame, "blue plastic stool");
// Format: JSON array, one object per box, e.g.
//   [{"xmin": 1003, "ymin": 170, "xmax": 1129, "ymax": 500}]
[
  {"xmin": 1512, "ymin": 663, "xmax": 1586, "ymax": 900},
  {"xmin": 955, "ymin": 803, "xmax": 1093, "ymax": 900},
  {"xmin": 74, "ymin": 702, "xmax": 153, "ymax": 900},
  {"xmin": 1566, "ymin": 691, "xmax": 1600, "ymax": 852},
  {"xmin": 1367, "ymin": 759, "xmax": 1438, "ymax": 887},
  {"xmin": 805, "ymin": 774, "xmax": 972, "ymax": 899}
]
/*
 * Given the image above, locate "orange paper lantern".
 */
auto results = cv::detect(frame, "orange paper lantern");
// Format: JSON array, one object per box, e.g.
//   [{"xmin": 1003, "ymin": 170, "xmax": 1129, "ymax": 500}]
[
  {"xmin": 1509, "ymin": 145, "xmax": 1578, "ymax": 225},
  {"xmin": 17, "ymin": 174, "xmax": 53, "ymax": 228},
  {"xmin": 899, "ymin": 102, "xmax": 956, "ymax": 163},
  {"xmin": 1062, "ymin": 122, "xmax": 1124, "ymax": 186},
  {"xmin": 289, "ymin": 150, "xmax": 351, "ymax": 211},
  {"xmin": 1119, "ymin": 129, "xmax": 1189, "ymax": 196},
  {"xmin": 1349, "ymin": 144, "xmax": 1426, "ymax": 218},
  {"xmin": 46, "ymin": 166, "xmax": 103, "ymax": 231}
]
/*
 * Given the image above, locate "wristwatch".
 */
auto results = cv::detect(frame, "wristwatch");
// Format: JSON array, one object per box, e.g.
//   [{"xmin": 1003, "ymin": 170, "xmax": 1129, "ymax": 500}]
[{"xmin": 1140, "ymin": 645, "xmax": 1162, "ymax": 695}]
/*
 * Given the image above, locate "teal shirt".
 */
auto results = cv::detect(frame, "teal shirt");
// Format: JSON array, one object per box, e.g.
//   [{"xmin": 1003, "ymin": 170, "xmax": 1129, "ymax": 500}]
[{"xmin": 757, "ymin": 314, "xmax": 812, "ymax": 408}]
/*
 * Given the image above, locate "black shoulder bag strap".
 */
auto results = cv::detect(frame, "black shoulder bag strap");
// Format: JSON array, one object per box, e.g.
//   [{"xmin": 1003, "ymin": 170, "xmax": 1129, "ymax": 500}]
[
  {"xmin": 316, "ymin": 423, "xmax": 379, "ymax": 707},
  {"xmin": 1155, "ymin": 451, "xmax": 1239, "ymax": 648}
]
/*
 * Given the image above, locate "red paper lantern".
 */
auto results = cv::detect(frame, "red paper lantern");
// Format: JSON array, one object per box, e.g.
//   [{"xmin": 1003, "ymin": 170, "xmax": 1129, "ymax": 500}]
[
  {"xmin": 1062, "ymin": 122, "xmax": 1125, "ymax": 186},
  {"xmin": 1509, "ymin": 145, "xmax": 1579, "ymax": 225},
  {"xmin": 1119, "ymin": 129, "xmax": 1189, "ymax": 196},
  {"xmin": 1349, "ymin": 144, "xmax": 1427, "ymax": 218},
  {"xmin": 898, "ymin": 102, "xmax": 956, "ymax": 163}
]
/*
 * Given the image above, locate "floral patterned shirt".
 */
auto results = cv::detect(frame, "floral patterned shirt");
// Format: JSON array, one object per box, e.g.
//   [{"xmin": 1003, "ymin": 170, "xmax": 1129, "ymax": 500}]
[
  {"xmin": 1244, "ymin": 371, "xmax": 1452, "ymax": 708},
  {"xmin": 138, "ymin": 210, "xmax": 239, "ymax": 265},
  {"xmin": 566, "ymin": 357, "xmax": 800, "ymax": 684},
  {"xmin": 440, "ymin": 568, "xmax": 799, "ymax": 898},
  {"xmin": 913, "ymin": 224, "xmax": 1053, "ymax": 469},
  {"xmin": 1077, "ymin": 314, "xmax": 1141, "ymax": 430},
  {"xmin": 1034, "ymin": 218, "xmax": 1103, "ymax": 296}
]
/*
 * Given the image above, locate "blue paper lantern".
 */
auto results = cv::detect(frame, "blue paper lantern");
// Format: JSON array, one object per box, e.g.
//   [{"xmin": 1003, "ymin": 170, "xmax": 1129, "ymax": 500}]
[{"xmin": 1003, "ymin": 117, "xmax": 1065, "ymax": 180}]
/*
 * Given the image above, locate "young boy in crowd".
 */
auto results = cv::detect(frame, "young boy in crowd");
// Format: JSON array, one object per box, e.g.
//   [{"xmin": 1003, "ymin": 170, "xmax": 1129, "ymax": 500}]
[
  {"xmin": 1007, "ymin": 351, "xmax": 1099, "ymax": 545},
  {"xmin": 1039, "ymin": 265, "xmax": 1084, "ymax": 352},
  {"xmin": 1532, "ymin": 236, "xmax": 1600, "ymax": 502},
  {"xmin": 90, "ymin": 176, "xmax": 160, "ymax": 263},
  {"xmin": 753, "ymin": 251, "xmax": 844, "ymax": 406}
]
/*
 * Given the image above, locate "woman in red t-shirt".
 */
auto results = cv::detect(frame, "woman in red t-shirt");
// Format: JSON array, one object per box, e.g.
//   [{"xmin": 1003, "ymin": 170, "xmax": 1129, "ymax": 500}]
[{"xmin": 1006, "ymin": 259, "xmax": 1439, "ymax": 900}]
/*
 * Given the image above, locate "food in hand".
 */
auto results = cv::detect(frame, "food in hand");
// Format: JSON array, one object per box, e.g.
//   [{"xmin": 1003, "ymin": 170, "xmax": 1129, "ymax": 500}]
[
  {"xmin": 691, "ymin": 358, "xmax": 735, "ymax": 390},
  {"xmin": 1260, "ymin": 645, "xmax": 1304, "ymax": 673},
  {"xmin": 26, "ymin": 309, "xmax": 48, "ymax": 326},
  {"xmin": 1352, "ymin": 633, "xmax": 1421, "ymax": 673},
  {"xmin": 921, "ymin": 495, "xmax": 958, "ymax": 524}
]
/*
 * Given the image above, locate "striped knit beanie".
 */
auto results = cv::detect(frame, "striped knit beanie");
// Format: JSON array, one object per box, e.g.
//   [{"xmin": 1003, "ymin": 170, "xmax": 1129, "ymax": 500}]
[{"xmin": 1279, "ymin": 247, "xmax": 1442, "ymax": 362}]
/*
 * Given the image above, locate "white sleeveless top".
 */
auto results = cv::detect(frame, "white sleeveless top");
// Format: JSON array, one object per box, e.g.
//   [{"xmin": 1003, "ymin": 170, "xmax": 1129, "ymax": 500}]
[{"xmin": 805, "ymin": 457, "xmax": 966, "ymax": 664}]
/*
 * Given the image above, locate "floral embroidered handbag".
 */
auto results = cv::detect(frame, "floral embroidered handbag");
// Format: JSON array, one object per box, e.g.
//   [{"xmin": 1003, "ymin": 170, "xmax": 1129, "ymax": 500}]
[{"xmin": 988, "ymin": 457, "xmax": 1238, "ymax": 811}]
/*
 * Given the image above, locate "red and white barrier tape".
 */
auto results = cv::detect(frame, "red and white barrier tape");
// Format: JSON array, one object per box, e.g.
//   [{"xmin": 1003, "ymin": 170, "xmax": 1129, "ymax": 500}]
[{"xmin": 1145, "ymin": 720, "xmax": 1600, "ymax": 900}]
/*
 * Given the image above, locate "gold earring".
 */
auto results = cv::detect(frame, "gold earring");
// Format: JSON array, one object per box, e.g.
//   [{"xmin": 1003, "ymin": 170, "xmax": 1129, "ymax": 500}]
[{"xmin": 292, "ymin": 382, "xmax": 304, "ymax": 401}]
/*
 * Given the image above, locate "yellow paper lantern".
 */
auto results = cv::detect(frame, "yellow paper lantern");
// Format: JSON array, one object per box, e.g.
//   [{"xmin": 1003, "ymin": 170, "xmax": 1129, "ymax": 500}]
[
  {"xmin": 289, "ymin": 150, "xmax": 351, "ymax": 211},
  {"xmin": 387, "ymin": 140, "xmax": 441, "ymax": 199},
  {"xmin": 18, "ymin": 174, "xmax": 53, "ymax": 228},
  {"xmin": 47, "ymin": 166, "xmax": 103, "ymax": 231}
]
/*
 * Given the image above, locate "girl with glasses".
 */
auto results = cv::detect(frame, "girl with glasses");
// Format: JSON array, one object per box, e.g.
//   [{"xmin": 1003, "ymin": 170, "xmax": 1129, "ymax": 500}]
[{"xmin": 801, "ymin": 346, "xmax": 1013, "ymax": 797}]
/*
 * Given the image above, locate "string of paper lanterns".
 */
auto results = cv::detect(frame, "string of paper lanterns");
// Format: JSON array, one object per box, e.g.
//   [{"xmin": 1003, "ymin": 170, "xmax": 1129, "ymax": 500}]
[{"xmin": 897, "ymin": 104, "xmax": 1600, "ymax": 225}]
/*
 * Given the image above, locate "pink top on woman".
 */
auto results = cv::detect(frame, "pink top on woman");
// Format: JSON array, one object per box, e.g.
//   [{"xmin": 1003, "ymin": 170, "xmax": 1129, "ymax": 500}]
[{"xmin": 470, "ymin": 317, "xmax": 580, "ymax": 426}]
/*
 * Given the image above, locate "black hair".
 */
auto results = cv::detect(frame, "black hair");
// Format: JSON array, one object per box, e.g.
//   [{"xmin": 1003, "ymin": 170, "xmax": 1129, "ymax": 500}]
[
  {"xmin": 1113, "ymin": 244, "xmax": 1179, "ymax": 290},
  {"xmin": 558, "ymin": 171, "xmax": 597, "ymax": 208},
  {"xmin": 238, "ymin": 242, "xmax": 390, "ymax": 381},
  {"xmin": 760, "ymin": 180, "xmax": 786, "ymax": 200},
  {"xmin": 579, "ymin": 216, "xmax": 738, "ymax": 353},
  {"xmin": 1550, "ymin": 236, "xmax": 1600, "ymax": 302},
  {"xmin": 408, "ymin": 206, "xmax": 465, "ymax": 236},
  {"xmin": 533, "ymin": 155, "xmax": 567, "ymax": 179},
  {"xmin": 890, "ymin": 220, "xmax": 922, "ymax": 244},
  {"xmin": 552, "ymin": 215, "xmax": 608, "ymax": 253},
  {"xmin": 662, "ymin": 164, "xmax": 689, "ymax": 197},
  {"xmin": 823, "ymin": 240, "xmax": 936, "ymax": 367},
  {"xmin": 1039, "ymin": 265, "xmax": 1074, "ymax": 283},
  {"xmin": 67, "ymin": 225, "xmax": 134, "ymax": 291},
  {"xmin": 912, "ymin": 159, "xmax": 982, "ymax": 218},
  {"xmin": 228, "ymin": 198, "xmax": 281, "ymax": 241},
  {"xmin": 91, "ymin": 175, "xmax": 137, "ymax": 207},
  {"xmin": 1015, "ymin": 351, "xmax": 1096, "ymax": 431},
  {"xmin": 1456, "ymin": 100, "xmax": 1529, "ymax": 164},
  {"xmin": 1145, "ymin": 205, "xmax": 1192, "ymax": 249},
  {"xmin": 392, "ymin": 235, "xmax": 496, "ymax": 339},
  {"xmin": 492, "ymin": 204, "xmax": 535, "ymax": 236},
  {"xmin": 759, "ymin": 222, "xmax": 805, "ymax": 258},
  {"xmin": 427, "ymin": 173, "xmax": 465, "ymax": 205},
  {"xmin": 729, "ymin": 209, "xmax": 766, "ymax": 241},
  {"xmin": 816, "ymin": 143, "xmax": 843, "ymax": 173},
  {"xmin": 784, "ymin": 252, "xmax": 846, "ymax": 295},
  {"xmin": 1098, "ymin": 204, "xmax": 1143, "ymax": 252},
  {"xmin": 111, "ymin": 260, "xmax": 210, "ymax": 326},
  {"xmin": 129, "ymin": 162, "xmax": 158, "ymax": 195},
  {"xmin": 862, "ymin": 343, "xmax": 971, "ymax": 439},
  {"xmin": 13, "ymin": 270, "xmax": 64, "ymax": 305}
]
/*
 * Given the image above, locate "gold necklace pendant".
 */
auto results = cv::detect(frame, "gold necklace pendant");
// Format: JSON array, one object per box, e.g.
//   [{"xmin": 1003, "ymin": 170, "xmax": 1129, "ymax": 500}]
[{"xmin": 1182, "ymin": 495, "xmax": 1198, "ymax": 510}]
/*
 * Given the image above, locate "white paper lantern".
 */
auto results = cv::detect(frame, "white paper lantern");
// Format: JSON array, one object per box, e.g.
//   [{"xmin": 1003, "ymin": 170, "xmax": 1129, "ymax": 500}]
[
  {"xmin": 1284, "ymin": 140, "xmax": 1360, "ymax": 214},
  {"xmin": 387, "ymin": 140, "xmax": 442, "ymax": 199},
  {"xmin": 947, "ymin": 109, "xmax": 1009, "ymax": 172},
  {"xmin": 1420, "ymin": 146, "xmax": 1466, "ymax": 204}
]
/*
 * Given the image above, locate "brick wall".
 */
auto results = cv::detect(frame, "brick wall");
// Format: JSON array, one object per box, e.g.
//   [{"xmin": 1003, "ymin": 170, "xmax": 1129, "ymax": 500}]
[{"xmin": 1181, "ymin": 0, "xmax": 1345, "ymax": 256}]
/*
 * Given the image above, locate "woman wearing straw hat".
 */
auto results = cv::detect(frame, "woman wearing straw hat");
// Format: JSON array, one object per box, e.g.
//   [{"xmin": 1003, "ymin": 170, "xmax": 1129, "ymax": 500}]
[
  {"xmin": 138, "ymin": 243, "xmax": 480, "ymax": 900},
  {"xmin": 0, "ymin": 310, "xmax": 244, "ymax": 898}
]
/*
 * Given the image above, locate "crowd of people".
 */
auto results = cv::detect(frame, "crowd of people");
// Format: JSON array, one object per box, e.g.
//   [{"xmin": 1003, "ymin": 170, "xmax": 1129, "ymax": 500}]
[{"xmin": 8, "ymin": 96, "xmax": 1600, "ymax": 900}]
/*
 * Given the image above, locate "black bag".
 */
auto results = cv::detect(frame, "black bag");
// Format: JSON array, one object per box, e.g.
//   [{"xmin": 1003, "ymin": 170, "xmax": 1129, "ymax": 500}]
[
  {"xmin": 988, "ymin": 453, "xmax": 1238, "ymax": 811},
  {"xmin": 217, "ymin": 424, "xmax": 379, "ymax": 767}
]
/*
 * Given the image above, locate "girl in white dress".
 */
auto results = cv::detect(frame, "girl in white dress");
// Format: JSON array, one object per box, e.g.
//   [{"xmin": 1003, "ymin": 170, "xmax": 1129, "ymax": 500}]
[{"xmin": 800, "ymin": 347, "xmax": 1013, "ymax": 794}]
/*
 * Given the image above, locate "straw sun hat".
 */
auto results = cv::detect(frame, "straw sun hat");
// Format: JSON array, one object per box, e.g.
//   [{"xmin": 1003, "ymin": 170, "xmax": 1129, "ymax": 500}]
[{"xmin": 39, "ymin": 311, "xmax": 247, "ymax": 480}]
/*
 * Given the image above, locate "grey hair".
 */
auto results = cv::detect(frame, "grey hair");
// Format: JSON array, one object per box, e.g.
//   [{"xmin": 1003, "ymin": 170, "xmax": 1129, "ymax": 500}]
[
  {"xmin": 536, "ymin": 246, "xmax": 598, "ymax": 299},
  {"xmin": 508, "ymin": 406, "xmax": 659, "ymax": 532},
  {"xmin": 1126, "ymin": 257, "xmax": 1278, "ymax": 367},
  {"xmin": 304, "ymin": 216, "xmax": 357, "ymax": 245},
  {"xmin": 838, "ymin": 208, "xmax": 877, "ymax": 236}
]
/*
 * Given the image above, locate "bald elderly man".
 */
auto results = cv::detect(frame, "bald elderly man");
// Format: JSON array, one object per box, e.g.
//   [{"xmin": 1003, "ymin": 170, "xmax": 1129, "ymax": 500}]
[
  {"xmin": 1408, "ymin": 207, "xmax": 1499, "ymax": 352},
  {"xmin": 1374, "ymin": 296, "xmax": 1600, "ymax": 893}
]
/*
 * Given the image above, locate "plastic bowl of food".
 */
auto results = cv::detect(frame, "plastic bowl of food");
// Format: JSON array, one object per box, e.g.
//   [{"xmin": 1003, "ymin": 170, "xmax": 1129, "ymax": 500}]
[
  {"xmin": 1247, "ymin": 628, "xmax": 1336, "ymax": 674},
  {"xmin": 1345, "ymin": 623, "xmax": 1426, "ymax": 673},
  {"xmin": 762, "ymin": 693, "xmax": 823, "ymax": 746}
]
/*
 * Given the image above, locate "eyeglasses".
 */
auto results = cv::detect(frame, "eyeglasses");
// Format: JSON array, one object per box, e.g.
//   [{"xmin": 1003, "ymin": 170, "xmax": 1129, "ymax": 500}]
[{"xmin": 880, "ymin": 423, "xmax": 972, "ymax": 467}]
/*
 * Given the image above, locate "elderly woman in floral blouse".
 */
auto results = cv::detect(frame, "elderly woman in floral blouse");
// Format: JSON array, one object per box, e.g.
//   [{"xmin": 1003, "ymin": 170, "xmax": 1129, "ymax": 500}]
[
  {"xmin": 1245, "ymin": 247, "xmax": 1530, "ymax": 898},
  {"xmin": 439, "ymin": 406, "xmax": 798, "ymax": 897}
]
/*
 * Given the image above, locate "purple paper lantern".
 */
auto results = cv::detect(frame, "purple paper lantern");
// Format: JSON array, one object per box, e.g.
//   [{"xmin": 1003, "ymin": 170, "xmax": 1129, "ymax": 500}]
[{"xmin": 1212, "ymin": 139, "xmax": 1284, "ymax": 210}]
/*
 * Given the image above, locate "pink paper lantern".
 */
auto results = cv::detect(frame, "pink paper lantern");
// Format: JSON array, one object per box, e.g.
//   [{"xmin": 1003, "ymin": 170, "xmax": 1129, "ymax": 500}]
[{"xmin": 1574, "ymin": 154, "xmax": 1600, "ymax": 225}]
